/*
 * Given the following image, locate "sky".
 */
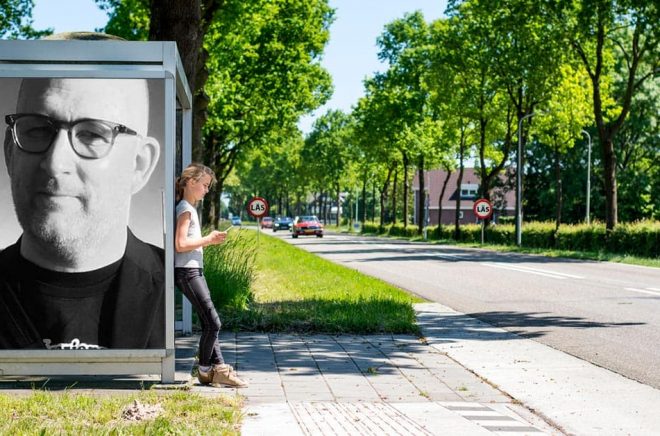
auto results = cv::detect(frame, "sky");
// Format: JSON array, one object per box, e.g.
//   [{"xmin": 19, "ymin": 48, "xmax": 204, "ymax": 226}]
[{"xmin": 31, "ymin": 0, "xmax": 448, "ymax": 134}]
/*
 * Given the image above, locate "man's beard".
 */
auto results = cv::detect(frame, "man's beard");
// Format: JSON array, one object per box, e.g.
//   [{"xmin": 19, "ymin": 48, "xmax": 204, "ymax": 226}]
[{"xmin": 15, "ymin": 201, "xmax": 107, "ymax": 264}]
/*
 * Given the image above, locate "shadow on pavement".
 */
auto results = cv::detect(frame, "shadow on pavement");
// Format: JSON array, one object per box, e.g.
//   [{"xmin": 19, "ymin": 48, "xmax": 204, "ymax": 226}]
[
  {"xmin": 417, "ymin": 309, "xmax": 644, "ymax": 343},
  {"xmin": 310, "ymin": 247, "xmax": 596, "ymax": 265},
  {"xmin": 230, "ymin": 332, "xmax": 435, "ymax": 377},
  {"xmin": 0, "ymin": 376, "xmax": 161, "ymax": 391}
]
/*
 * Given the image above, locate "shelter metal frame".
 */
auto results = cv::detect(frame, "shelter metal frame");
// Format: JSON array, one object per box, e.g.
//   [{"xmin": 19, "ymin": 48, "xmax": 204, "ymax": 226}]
[{"xmin": 0, "ymin": 40, "xmax": 192, "ymax": 383}]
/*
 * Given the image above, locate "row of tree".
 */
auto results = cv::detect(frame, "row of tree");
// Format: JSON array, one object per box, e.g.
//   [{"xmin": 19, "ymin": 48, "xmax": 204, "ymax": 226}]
[
  {"xmin": 233, "ymin": 0, "xmax": 658, "ymax": 235},
  {"xmin": 3, "ymin": 0, "xmax": 657, "ymax": 233}
]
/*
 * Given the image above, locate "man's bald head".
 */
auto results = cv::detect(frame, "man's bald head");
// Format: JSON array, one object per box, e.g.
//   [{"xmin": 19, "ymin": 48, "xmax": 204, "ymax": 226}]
[
  {"xmin": 17, "ymin": 78, "xmax": 151, "ymax": 136},
  {"xmin": 6, "ymin": 77, "xmax": 160, "ymax": 271}
]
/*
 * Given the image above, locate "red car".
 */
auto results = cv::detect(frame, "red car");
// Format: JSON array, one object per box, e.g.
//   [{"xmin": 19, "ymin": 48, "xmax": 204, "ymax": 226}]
[
  {"xmin": 292, "ymin": 215, "xmax": 323, "ymax": 238},
  {"xmin": 261, "ymin": 217, "xmax": 274, "ymax": 229}
]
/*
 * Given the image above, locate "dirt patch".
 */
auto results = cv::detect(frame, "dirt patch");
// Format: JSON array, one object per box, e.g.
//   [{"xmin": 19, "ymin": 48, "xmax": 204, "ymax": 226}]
[{"xmin": 121, "ymin": 399, "xmax": 164, "ymax": 421}]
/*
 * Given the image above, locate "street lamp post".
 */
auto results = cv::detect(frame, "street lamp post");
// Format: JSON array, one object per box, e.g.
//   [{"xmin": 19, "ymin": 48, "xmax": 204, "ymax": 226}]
[
  {"xmin": 581, "ymin": 130, "xmax": 592, "ymax": 225},
  {"xmin": 516, "ymin": 112, "xmax": 541, "ymax": 246}
]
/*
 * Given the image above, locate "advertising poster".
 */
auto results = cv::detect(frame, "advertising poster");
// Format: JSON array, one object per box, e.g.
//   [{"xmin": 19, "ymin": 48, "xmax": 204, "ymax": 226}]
[{"xmin": 0, "ymin": 77, "xmax": 166, "ymax": 350}]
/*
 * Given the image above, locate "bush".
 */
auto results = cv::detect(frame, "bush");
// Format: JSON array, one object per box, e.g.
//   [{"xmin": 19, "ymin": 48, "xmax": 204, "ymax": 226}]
[
  {"xmin": 520, "ymin": 221, "xmax": 556, "ymax": 249},
  {"xmin": 204, "ymin": 230, "xmax": 257, "ymax": 310},
  {"xmin": 388, "ymin": 224, "xmax": 420, "ymax": 237},
  {"xmin": 555, "ymin": 223, "xmax": 606, "ymax": 252},
  {"xmin": 361, "ymin": 223, "xmax": 386, "ymax": 234},
  {"xmin": 364, "ymin": 219, "xmax": 658, "ymax": 258},
  {"xmin": 606, "ymin": 221, "xmax": 660, "ymax": 258}
]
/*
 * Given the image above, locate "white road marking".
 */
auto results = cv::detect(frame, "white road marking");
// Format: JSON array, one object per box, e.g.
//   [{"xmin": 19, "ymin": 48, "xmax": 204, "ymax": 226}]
[
  {"xmin": 481, "ymin": 262, "xmax": 584, "ymax": 280},
  {"xmin": 624, "ymin": 287, "xmax": 660, "ymax": 297}
]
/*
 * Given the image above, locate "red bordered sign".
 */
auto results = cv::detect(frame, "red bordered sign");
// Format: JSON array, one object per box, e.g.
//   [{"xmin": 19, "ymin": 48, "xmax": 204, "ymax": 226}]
[
  {"xmin": 473, "ymin": 198, "xmax": 493, "ymax": 220},
  {"xmin": 247, "ymin": 197, "xmax": 269, "ymax": 218}
]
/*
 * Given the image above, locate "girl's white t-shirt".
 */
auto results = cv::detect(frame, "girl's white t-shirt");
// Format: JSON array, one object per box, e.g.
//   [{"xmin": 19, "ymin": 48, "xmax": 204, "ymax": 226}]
[{"xmin": 175, "ymin": 200, "xmax": 203, "ymax": 268}]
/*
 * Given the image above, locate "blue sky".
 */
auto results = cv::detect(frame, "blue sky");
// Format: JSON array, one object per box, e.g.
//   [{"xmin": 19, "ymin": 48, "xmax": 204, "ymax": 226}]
[{"xmin": 32, "ymin": 0, "xmax": 447, "ymax": 133}]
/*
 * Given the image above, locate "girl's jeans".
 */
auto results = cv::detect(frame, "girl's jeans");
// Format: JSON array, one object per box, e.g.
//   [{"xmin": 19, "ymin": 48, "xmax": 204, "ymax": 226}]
[{"xmin": 175, "ymin": 268, "xmax": 224, "ymax": 366}]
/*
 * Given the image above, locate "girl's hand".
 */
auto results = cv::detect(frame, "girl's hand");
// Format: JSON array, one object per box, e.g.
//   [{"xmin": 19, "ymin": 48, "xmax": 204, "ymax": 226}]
[{"xmin": 206, "ymin": 230, "xmax": 227, "ymax": 245}]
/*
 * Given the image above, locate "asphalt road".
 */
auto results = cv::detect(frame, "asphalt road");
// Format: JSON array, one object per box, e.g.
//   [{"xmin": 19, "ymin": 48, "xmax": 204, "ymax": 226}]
[{"xmin": 266, "ymin": 229, "xmax": 660, "ymax": 390}]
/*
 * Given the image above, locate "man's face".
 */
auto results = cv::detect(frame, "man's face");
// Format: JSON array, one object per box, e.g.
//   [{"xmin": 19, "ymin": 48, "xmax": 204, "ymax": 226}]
[{"xmin": 5, "ymin": 78, "xmax": 152, "ymax": 253}]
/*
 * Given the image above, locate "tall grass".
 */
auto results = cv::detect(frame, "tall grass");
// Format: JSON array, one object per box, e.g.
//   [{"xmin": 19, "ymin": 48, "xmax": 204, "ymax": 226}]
[
  {"xmin": 204, "ymin": 229, "xmax": 257, "ymax": 310},
  {"xmin": 218, "ymin": 232, "xmax": 423, "ymax": 334}
]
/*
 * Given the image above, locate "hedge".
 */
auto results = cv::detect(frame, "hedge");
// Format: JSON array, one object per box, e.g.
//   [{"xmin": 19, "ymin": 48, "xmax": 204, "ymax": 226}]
[{"xmin": 360, "ymin": 221, "xmax": 659, "ymax": 258}]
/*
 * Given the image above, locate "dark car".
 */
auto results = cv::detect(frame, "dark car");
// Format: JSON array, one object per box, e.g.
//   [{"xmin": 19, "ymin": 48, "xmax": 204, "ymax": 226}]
[
  {"xmin": 273, "ymin": 216, "xmax": 293, "ymax": 232},
  {"xmin": 292, "ymin": 215, "xmax": 323, "ymax": 238}
]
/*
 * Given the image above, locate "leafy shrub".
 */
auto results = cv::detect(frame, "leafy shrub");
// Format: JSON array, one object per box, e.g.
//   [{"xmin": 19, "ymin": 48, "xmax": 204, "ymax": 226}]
[
  {"xmin": 555, "ymin": 223, "xmax": 606, "ymax": 251},
  {"xmin": 520, "ymin": 221, "xmax": 556, "ymax": 249},
  {"xmin": 486, "ymin": 224, "xmax": 515, "ymax": 245},
  {"xmin": 388, "ymin": 224, "xmax": 420, "ymax": 237},
  {"xmin": 606, "ymin": 221, "xmax": 660, "ymax": 258},
  {"xmin": 362, "ymin": 220, "xmax": 658, "ymax": 257},
  {"xmin": 361, "ymin": 223, "xmax": 387, "ymax": 234}
]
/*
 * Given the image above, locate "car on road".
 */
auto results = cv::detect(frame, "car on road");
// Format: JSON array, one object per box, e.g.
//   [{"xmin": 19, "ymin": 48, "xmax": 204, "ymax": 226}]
[
  {"xmin": 292, "ymin": 215, "xmax": 323, "ymax": 238},
  {"xmin": 273, "ymin": 216, "xmax": 293, "ymax": 232},
  {"xmin": 261, "ymin": 216, "xmax": 274, "ymax": 229},
  {"xmin": 231, "ymin": 216, "xmax": 242, "ymax": 226}
]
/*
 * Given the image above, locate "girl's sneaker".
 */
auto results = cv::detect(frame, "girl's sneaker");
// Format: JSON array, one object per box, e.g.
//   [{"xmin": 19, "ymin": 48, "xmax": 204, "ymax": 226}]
[
  {"xmin": 197, "ymin": 366, "xmax": 214, "ymax": 385},
  {"xmin": 211, "ymin": 364, "xmax": 248, "ymax": 388}
]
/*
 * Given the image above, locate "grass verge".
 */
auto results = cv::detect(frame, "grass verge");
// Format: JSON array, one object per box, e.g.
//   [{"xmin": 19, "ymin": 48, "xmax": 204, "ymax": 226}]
[
  {"xmin": 218, "ymin": 230, "xmax": 423, "ymax": 334},
  {"xmin": 406, "ymin": 237, "xmax": 660, "ymax": 268},
  {"xmin": 0, "ymin": 390, "xmax": 242, "ymax": 435},
  {"xmin": 351, "ymin": 229, "xmax": 659, "ymax": 268}
]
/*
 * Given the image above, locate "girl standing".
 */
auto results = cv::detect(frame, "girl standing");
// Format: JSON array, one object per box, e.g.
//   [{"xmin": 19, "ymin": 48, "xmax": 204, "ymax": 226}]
[{"xmin": 174, "ymin": 163, "xmax": 247, "ymax": 387}]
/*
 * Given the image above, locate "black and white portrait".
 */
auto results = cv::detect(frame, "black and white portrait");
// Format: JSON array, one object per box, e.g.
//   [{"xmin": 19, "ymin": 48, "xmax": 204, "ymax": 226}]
[{"xmin": 0, "ymin": 77, "xmax": 166, "ymax": 350}]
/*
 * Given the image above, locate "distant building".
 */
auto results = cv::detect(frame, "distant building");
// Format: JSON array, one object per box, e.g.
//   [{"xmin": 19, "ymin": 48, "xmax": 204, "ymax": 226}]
[{"xmin": 412, "ymin": 168, "xmax": 515, "ymax": 225}]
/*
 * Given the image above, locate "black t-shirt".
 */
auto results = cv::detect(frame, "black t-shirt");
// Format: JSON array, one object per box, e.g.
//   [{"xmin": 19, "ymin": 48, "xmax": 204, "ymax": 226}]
[{"xmin": 16, "ymin": 256, "xmax": 123, "ymax": 349}]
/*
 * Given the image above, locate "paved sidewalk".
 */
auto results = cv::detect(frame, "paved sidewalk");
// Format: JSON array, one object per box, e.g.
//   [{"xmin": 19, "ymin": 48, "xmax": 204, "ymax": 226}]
[
  {"xmin": 416, "ymin": 303, "xmax": 660, "ymax": 436},
  {"xmin": 192, "ymin": 325, "xmax": 557, "ymax": 434},
  {"xmin": 191, "ymin": 302, "xmax": 660, "ymax": 435}
]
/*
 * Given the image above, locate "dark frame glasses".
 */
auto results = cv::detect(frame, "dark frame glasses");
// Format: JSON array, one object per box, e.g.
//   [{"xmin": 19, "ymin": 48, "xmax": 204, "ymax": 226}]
[{"xmin": 5, "ymin": 113, "xmax": 138, "ymax": 159}]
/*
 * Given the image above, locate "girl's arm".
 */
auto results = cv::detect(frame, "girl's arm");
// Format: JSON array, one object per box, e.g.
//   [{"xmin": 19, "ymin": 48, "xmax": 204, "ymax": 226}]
[{"xmin": 175, "ymin": 211, "xmax": 226, "ymax": 253}]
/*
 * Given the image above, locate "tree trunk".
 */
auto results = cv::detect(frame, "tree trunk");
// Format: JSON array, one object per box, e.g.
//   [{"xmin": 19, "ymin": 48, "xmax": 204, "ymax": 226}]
[
  {"xmin": 379, "ymin": 167, "xmax": 393, "ymax": 230},
  {"xmin": 554, "ymin": 145, "xmax": 562, "ymax": 232},
  {"xmin": 402, "ymin": 153, "xmax": 409, "ymax": 228},
  {"xmin": 391, "ymin": 168, "xmax": 398, "ymax": 226},
  {"xmin": 454, "ymin": 129, "xmax": 466, "ymax": 240},
  {"xmin": 371, "ymin": 181, "xmax": 376, "ymax": 223},
  {"xmin": 336, "ymin": 183, "xmax": 341, "ymax": 227},
  {"xmin": 149, "ymin": 0, "xmax": 222, "ymax": 160},
  {"xmin": 361, "ymin": 177, "xmax": 367, "ymax": 223},
  {"xmin": 438, "ymin": 167, "xmax": 452, "ymax": 227},
  {"xmin": 416, "ymin": 156, "xmax": 425, "ymax": 235}
]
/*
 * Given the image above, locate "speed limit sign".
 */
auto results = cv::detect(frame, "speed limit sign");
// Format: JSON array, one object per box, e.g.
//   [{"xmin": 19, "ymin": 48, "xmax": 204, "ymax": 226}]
[
  {"xmin": 247, "ymin": 197, "xmax": 269, "ymax": 218},
  {"xmin": 473, "ymin": 198, "xmax": 493, "ymax": 220}
]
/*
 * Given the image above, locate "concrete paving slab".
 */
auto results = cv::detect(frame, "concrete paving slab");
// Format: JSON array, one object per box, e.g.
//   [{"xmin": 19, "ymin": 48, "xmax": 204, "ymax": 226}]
[
  {"xmin": 215, "ymin": 329, "xmax": 551, "ymax": 435},
  {"xmin": 417, "ymin": 302, "xmax": 660, "ymax": 435},
  {"xmin": 242, "ymin": 403, "xmax": 304, "ymax": 436}
]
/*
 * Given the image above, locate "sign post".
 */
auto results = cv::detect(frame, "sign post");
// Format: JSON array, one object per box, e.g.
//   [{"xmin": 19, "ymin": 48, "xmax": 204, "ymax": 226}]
[
  {"xmin": 473, "ymin": 198, "xmax": 493, "ymax": 244},
  {"xmin": 247, "ymin": 196, "xmax": 269, "ymax": 242}
]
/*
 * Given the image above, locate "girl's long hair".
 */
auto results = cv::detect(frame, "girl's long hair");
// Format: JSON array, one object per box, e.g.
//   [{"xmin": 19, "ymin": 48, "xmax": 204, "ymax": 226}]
[{"xmin": 175, "ymin": 163, "xmax": 217, "ymax": 203}]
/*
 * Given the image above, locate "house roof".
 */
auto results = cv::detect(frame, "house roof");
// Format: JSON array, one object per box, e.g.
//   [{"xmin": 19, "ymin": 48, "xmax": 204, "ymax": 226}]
[{"xmin": 412, "ymin": 167, "xmax": 515, "ymax": 210}]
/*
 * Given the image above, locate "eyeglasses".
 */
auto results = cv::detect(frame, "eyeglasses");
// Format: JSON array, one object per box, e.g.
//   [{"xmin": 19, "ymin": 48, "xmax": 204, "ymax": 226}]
[{"xmin": 5, "ymin": 113, "xmax": 138, "ymax": 159}]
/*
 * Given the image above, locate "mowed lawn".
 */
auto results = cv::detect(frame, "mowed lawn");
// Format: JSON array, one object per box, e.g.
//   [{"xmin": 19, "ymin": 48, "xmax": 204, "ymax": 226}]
[
  {"xmin": 220, "ymin": 230, "xmax": 424, "ymax": 334},
  {"xmin": 0, "ymin": 391, "xmax": 242, "ymax": 435}
]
